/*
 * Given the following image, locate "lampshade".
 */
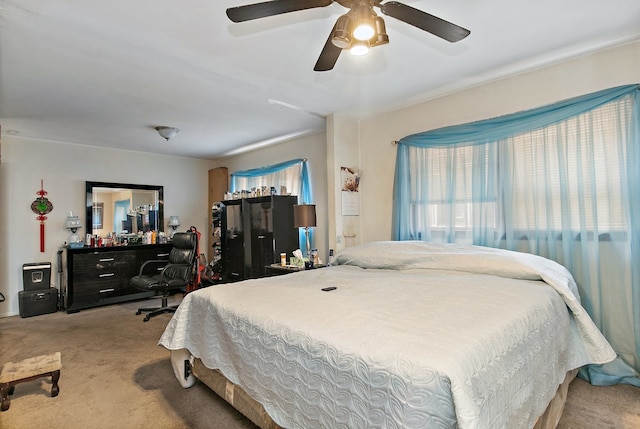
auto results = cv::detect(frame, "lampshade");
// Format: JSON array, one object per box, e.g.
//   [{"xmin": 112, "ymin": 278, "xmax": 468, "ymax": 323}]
[
  {"xmin": 370, "ymin": 16, "xmax": 389, "ymax": 47},
  {"xmin": 168, "ymin": 216, "xmax": 180, "ymax": 227},
  {"xmin": 64, "ymin": 213, "xmax": 82, "ymax": 231},
  {"xmin": 350, "ymin": 40, "xmax": 370, "ymax": 56},
  {"xmin": 64, "ymin": 212, "xmax": 83, "ymax": 248},
  {"xmin": 293, "ymin": 204, "xmax": 317, "ymax": 228},
  {"xmin": 331, "ymin": 14, "xmax": 353, "ymax": 49},
  {"xmin": 352, "ymin": 3, "xmax": 376, "ymax": 41}
]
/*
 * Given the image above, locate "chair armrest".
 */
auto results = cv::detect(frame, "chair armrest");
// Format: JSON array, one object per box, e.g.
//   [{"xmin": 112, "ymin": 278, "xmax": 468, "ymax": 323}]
[
  {"xmin": 157, "ymin": 263, "xmax": 194, "ymax": 283},
  {"xmin": 138, "ymin": 259, "xmax": 169, "ymax": 276}
]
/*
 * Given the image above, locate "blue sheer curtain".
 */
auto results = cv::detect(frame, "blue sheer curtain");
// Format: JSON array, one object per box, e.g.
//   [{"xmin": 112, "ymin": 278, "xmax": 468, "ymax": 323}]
[
  {"xmin": 231, "ymin": 158, "xmax": 313, "ymax": 249},
  {"xmin": 392, "ymin": 84, "xmax": 640, "ymax": 386}
]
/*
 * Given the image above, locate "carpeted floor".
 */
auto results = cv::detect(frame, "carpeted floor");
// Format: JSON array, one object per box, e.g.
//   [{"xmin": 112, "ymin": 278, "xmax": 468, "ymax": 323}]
[{"xmin": 1, "ymin": 296, "xmax": 639, "ymax": 429}]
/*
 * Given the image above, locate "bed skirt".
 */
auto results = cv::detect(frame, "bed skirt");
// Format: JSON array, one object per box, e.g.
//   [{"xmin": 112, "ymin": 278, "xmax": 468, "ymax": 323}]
[
  {"xmin": 532, "ymin": 368, "xmax": 578, "ymax": 429},
  {"xmin": 192, "ymin": 357, "xmax": 577, "ymax": 429},
  {"xmin": 192, "ymin": 358, "xmax": 283, "ymax": 429}
]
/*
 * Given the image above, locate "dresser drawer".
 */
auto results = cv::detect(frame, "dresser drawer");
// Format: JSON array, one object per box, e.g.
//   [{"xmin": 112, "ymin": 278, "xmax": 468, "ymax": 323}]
[
  {"xmin": 72, "ymin": 252, "xmax": 137, "ymax": 277},
  {"xmin": 70, "ymin": 278, "xmax": 123, "ymax": 301},
  {"xmin": 136, "ymin": 247, "xmax": 172, "ymax": 264}
]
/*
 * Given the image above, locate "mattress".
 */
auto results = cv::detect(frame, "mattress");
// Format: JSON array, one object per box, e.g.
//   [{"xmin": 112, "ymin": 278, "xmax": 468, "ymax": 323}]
[{"xmin": 160, "ymin": 241, "xmax": 615, "ymax": 429}]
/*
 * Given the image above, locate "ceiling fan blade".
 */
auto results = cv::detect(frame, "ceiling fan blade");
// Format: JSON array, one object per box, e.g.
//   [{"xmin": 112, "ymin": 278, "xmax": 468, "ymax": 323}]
[
  {"xmin": 227, "ymin": 0, "xmax": 333, "ymax": 23},
  {"xmin": 314, "ymin": 25, "xmax": 342, "ymax": 71},
  {"xmin": 380, "ymin": 1, "xmax": 470, "ymax": 42}
]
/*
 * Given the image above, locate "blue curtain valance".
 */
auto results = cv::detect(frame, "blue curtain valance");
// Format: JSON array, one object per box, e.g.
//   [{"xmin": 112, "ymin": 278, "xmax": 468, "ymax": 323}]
[
  {"xmin": 231, "ymin": 158, "xmax": 304, "ymax": 178},
  {"xmin": 399, "ymin": 84, "xmax": 639, "ymax": 148}
]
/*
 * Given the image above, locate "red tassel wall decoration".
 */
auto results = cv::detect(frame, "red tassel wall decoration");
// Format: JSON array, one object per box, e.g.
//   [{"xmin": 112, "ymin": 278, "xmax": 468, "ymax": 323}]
[{"xmin": 31, "ymin": 179, "xmax": 53, "ymax": 253}]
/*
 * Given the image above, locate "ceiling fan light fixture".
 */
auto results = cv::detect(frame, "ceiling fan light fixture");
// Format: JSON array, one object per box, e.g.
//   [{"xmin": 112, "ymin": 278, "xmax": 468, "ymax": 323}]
[
  {"xmin": 331, "ymin": 14, "xmax": 353, "ymax": 49},
  {"xmin": 350, "ymin": 40, "xmax": 370, "ymax": 56},
  {"xmin": 351, "ymin": 3, "xmax": 376, "ymax": 41},
  {"xmin": 226, "ymin": 0, "xmax": 470, "ymax": 72},
  {"xmin": 370, "ymin": 16, "xmax": 389, "ymax": 47}
]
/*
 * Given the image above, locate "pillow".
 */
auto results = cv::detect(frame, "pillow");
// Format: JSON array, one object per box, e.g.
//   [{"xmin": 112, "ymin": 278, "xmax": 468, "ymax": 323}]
[{"xmin": 334, "ymin": 241, "xmax": 543, "ymax": 280}]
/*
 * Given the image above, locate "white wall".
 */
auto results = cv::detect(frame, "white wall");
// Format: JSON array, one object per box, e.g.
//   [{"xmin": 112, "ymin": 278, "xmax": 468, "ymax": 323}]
[
  {"xmin": 215, "ymin": 131, "xmax": 329, "ymax": 262},
  {"xmin": 355, "ymin": 40, "xmax": 640, "ymax": 244},
  {"xmin": 325, "ymin": 114, "xmax": 362, "ymax": 253},
  {"xmin": 0, "ymin": 136, "xmax": 214, "ymax": 316}
]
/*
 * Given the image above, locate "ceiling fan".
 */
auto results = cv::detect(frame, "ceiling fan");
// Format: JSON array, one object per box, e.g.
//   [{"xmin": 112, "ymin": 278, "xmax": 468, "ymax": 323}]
[{"xmin": 226, "ymin": 0, "xmax": 470, "ymax": 71}]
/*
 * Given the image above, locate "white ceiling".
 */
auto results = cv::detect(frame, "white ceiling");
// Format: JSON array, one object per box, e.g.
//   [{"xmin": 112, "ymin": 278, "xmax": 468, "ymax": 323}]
[{"xmin": 1, "ymin": 0, "xmax": 639, "ymax": 159}]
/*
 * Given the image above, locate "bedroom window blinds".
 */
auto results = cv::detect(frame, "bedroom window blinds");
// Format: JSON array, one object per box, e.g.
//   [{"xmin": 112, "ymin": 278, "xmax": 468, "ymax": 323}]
[
  {"xmin": 507, "ymin": 101, "xmax": 628, "ymax": 231},
  {"xmin": 392, "ymin": 84, "xmax": 640, "ymax": 386}
]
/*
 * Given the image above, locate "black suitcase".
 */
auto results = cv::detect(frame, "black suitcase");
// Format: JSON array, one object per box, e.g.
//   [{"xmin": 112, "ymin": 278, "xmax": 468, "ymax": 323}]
[{"xmin": 18, "ymin": 289, "xmax": 58, "ymax": 318}]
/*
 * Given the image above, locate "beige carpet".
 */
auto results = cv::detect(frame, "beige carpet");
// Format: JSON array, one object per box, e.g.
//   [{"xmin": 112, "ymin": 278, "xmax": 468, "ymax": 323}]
[{"xmin": 1, "ymin": 296, "xmax": 639, "ymax": 429}]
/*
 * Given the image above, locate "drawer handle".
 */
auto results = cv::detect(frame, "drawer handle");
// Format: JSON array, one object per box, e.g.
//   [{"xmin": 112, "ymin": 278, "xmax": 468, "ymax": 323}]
[
  {"xmin": 99, "ymin": 273, "xmax": 115, "ymax": 278},
  {"xmin": 157, "ymin": 253, "xmax": 170, "ymax": 257},
  {"xmin": 99, "ymin": 258, "xmax": 115, "ymax": 262},
  {"xmin": 258, "ymin": 235, "xmax": 266, "ymax": 239},
  {"xmin": 99, "ymin": 288, "xmax": 115, "ymax": 293}
]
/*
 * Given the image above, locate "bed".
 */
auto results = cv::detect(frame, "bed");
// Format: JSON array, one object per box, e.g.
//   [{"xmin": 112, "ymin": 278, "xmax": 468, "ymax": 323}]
[{"xmin": 159, "ymin": 241, "xmax": 615, "ymax": 429}]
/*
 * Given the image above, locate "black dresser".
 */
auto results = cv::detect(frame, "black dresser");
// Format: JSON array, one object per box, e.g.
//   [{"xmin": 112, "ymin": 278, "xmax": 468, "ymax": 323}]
[{"xmin": 65, "ymin": 244, "xmax": 172, "ymax": 313}]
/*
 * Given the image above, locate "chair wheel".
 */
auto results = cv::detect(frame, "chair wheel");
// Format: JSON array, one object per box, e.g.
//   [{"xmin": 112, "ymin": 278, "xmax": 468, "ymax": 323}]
[
  {"xmin": 136, "ymin": 310, "xmax": 142, "ymax": 315},
  {"xmin": 143, "ymin": 315, "xmax": 150, "ymax": 322}
]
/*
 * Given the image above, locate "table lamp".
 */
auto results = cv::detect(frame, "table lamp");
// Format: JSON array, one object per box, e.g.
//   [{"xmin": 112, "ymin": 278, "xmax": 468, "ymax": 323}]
[
  {"xmin": 293, "ymin": 204, "xmax": 316, "ymax": 258},
  {"xmin": 168, "ymin": 216, "xmax": 180, "ymax": 239},
  {"xmin": 64, "ymin": 212, "xmax": 83, "ymax": 248}
]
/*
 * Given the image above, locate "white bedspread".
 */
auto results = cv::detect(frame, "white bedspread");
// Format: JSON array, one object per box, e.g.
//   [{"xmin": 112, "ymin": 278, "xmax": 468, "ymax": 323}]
[{"xmin": 159, "ymin": 241, "xmax": 615, "ymax": 429}]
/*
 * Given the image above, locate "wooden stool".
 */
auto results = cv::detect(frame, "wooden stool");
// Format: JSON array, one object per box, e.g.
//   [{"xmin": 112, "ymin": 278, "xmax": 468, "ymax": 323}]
[{"xmin": 0, "ymin": 352, "xmax": 61, "ymax": 411}]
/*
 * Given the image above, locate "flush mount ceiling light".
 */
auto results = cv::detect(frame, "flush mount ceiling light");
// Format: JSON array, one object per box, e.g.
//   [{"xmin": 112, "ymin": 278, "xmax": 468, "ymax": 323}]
[
  {"xmin": 226, "ymin": 0, "xmax": 470, "ymax": 71},
  {"xmin": 155, "ymin": 126, "xmax": 180, "ymax": 141}
]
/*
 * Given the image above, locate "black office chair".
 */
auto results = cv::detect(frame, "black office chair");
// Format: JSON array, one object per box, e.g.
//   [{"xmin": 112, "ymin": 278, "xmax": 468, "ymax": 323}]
[{"xmin": 131, "ymin": 231, "xmax": 197, "ymax": 322}]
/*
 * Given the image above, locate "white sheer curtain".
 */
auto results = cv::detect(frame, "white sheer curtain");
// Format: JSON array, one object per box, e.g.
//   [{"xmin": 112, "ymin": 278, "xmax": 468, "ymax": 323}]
[{"xmin": 232, "ymin": 164, "xmax": 302, "ymax": 197}]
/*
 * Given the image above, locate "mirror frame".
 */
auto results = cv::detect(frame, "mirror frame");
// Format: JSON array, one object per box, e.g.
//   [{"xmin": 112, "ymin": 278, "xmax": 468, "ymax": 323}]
[{"xmin": 85, "ymin": 181, "xmax": 164, "ymax": 235}]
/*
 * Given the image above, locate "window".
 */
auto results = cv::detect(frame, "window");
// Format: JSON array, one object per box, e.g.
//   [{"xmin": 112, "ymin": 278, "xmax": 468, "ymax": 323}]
[
  {"xmin": 231, "ymin": 158, "xmax": 312, "ymax": 204},
  {"xmin": 113, "ymin": 199, "xmax": 130, "ymax": 233},
  {"xmin": 233, "ymin": 163, "xmax": 302, "ymax": 197},
  {"xmin": 410, "ymin": 144, "xmax": 498, "ymax": 231},
  {"xmin": 400, "ymin": 93, "xmax": 632, "ymax": 241},
  {"xmin": 507, "ymin": 100, "xmax": 629, "ymax": 231},
  {"xmin": 92, "ymin": 203, "xmax": 104, "ymax": 230}
]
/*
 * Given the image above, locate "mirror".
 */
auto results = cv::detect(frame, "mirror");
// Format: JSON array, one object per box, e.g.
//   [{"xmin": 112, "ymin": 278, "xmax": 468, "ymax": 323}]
[{"xmin": 85, "ymin": 181, "xmax": 164, "ymax": 237}]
